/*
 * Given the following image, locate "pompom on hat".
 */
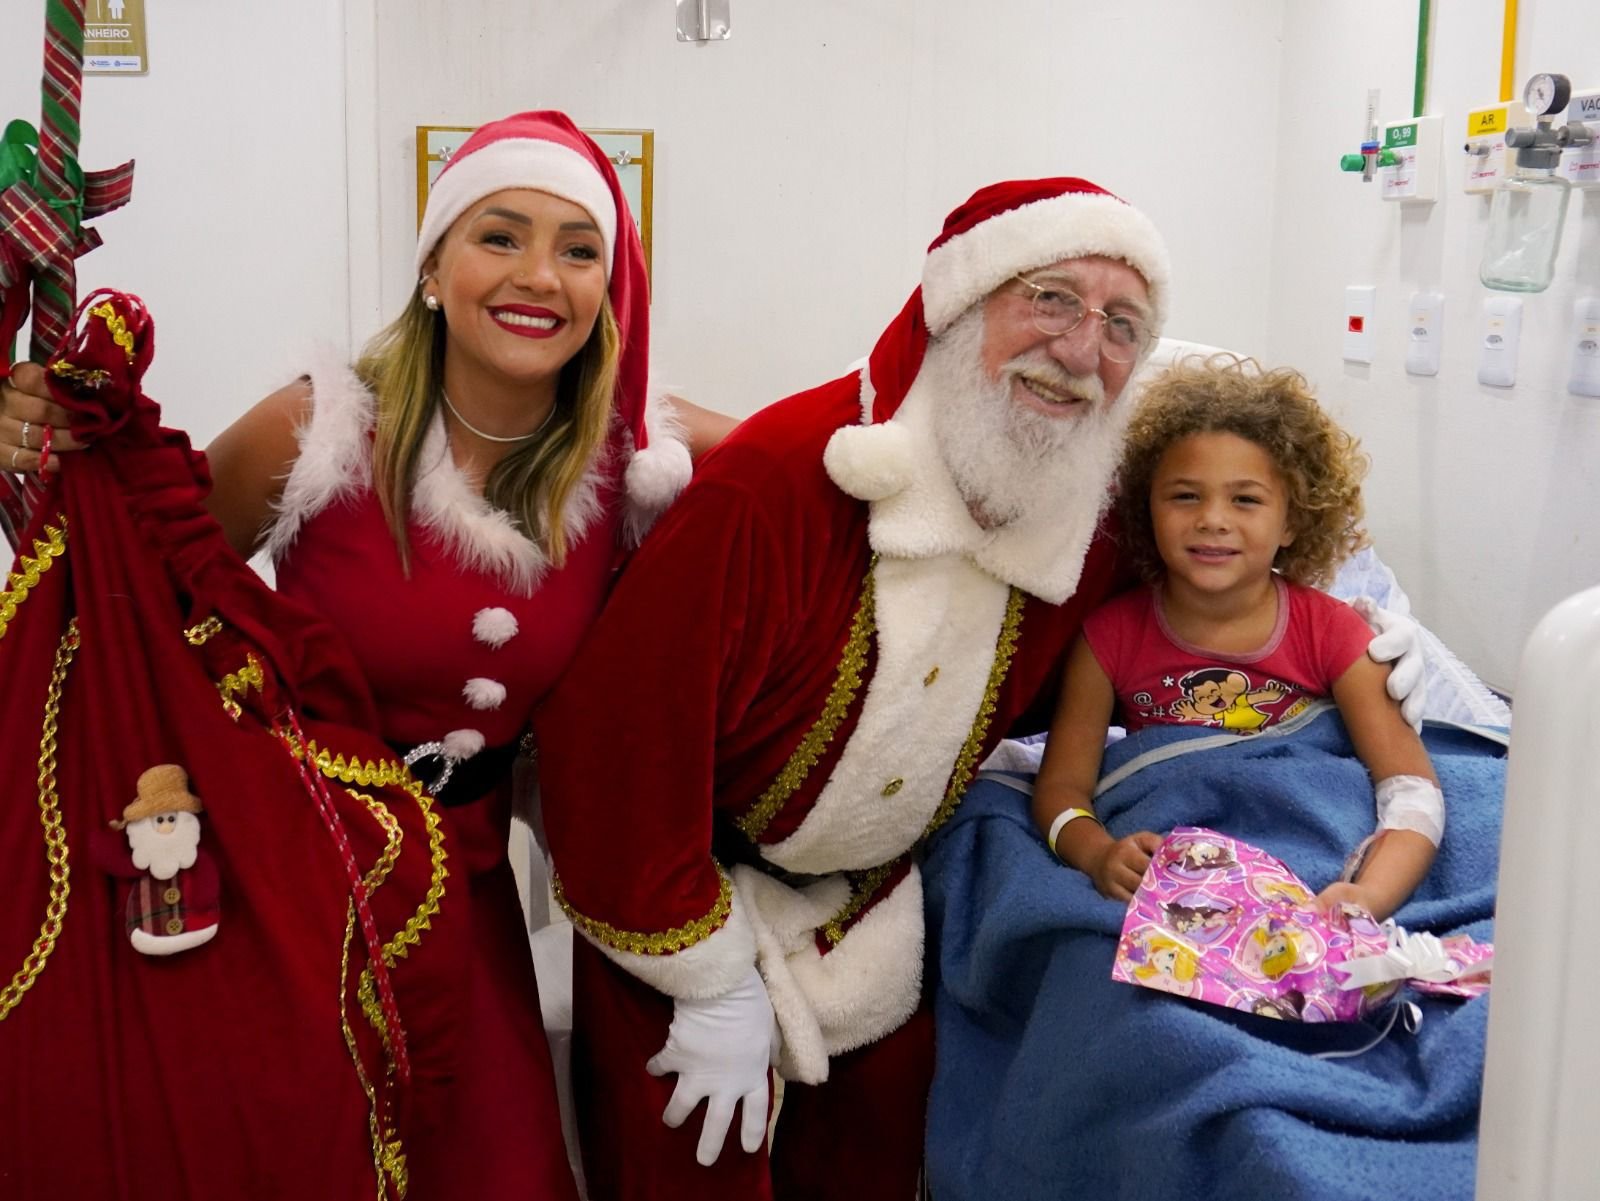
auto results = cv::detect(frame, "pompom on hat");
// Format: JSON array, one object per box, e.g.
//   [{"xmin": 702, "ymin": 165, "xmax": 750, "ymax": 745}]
[{"xmin": 414, "ymin": 110, "xmax": 687, "ymax": 531}]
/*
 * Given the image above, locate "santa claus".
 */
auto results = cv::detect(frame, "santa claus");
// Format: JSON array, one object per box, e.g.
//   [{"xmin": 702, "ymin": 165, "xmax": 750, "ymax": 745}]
[
  {"xmin": 537, "ymin": 177, "xmax": 1422, "ymax": 1200},
  {"xmin": 108, "ymin": 764, "xmax": 220, "ymax": 955}
]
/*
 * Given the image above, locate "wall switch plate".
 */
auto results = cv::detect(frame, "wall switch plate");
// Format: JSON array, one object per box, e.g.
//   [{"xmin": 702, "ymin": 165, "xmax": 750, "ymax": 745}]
[
  {"xmin": 1405, "ymin": 290, "xmax": 1444, "ymax": 376},
  {"xmin": 1344, "ymin": 285, "xmax": 1376, "ymax": 363},
  {"xmin": 1478, "ymin": 295, "xmax": 1523, "ymax": 387},
  {"xmin": 1569, "ymin": 296, "xmax": 1600, "ymax": 397}
]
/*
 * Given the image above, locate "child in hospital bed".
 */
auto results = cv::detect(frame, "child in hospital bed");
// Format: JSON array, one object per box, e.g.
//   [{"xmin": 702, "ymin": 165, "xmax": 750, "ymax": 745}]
[{"xmin": 1033, "ymin": 357, "xmax": 1444, "ymax": 922}]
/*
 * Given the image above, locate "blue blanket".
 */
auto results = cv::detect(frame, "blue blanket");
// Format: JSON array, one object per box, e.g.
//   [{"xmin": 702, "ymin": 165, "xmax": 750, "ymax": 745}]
[{"xmin": 924, "ymin": 709, "xmax": 1505, "ymax": 1201}]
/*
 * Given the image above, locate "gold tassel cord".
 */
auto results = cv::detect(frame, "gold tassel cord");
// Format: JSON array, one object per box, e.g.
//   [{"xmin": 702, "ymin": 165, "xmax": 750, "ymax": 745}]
[{"xmin": 0, "ymin": 619, "xmax": 81, "ymax": 1021}]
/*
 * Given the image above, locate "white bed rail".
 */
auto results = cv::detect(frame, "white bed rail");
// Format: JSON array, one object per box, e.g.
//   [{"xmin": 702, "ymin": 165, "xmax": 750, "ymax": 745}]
[{"xmin": 1477, "ymin": 584, "xmax": 1600, "ymax": 1201}]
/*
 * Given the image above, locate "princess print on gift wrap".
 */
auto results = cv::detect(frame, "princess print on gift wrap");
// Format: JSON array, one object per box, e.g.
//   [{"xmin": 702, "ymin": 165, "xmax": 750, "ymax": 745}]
[
  {"xmin": 1164, "ymin": 834, "xmax": 1240, "ymax": 880},
  {"xmin": 1160, "ymin": 893, "xmax": 1238, "ymax": 945},
  {"xmin": 1248, "ymin": 874, "xmax": 1316, "ymax": 910},
  {"xmin": 1119, "ymin": 927, "xmax": 1201, "ymax": 997},
  {"xmin": 1238, "ymin": 990, "xmax": 1305, "ymax": 1021},
  {"xmin": 1257, "ymin": 926, "xmax": 1298, "ymax": 980},
  {"xmin": 1233, "ymin": 914, "xmax": 1326, "ymax": 983}
]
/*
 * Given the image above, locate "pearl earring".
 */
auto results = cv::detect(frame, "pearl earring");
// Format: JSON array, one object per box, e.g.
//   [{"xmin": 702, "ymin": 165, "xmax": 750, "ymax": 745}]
[{"xmin": 423, "ymin": 293, "xmax": 440, "ymax": 312}]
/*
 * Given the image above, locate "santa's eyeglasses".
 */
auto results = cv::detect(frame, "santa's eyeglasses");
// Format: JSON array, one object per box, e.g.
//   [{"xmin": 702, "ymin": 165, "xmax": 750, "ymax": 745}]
[{"xmin": 1012, "ymin": 274, "xmax": 1150, "ymax": 363}]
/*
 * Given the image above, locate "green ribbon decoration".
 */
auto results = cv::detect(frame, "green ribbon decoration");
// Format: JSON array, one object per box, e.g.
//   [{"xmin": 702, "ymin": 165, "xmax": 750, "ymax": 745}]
[{"xmin": 0, "ymin": 118, "xmax": 86, "ymax": 234}]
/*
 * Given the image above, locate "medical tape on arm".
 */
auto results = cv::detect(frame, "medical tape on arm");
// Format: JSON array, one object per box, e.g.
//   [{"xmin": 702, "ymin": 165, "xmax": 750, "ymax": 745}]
[{"xmin": 1374, "ymin": 774, "xmax": 1444, "ymax": 847}]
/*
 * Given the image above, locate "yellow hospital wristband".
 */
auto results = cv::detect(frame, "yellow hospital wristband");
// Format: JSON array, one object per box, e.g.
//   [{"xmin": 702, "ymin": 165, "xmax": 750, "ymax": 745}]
[{"xmin": 1048, "ymin": 807, "xmax": 1102, "ymax": 860}]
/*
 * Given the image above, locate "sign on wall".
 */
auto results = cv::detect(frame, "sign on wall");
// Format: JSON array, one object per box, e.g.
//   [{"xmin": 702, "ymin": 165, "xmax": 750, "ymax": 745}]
[
  {"xmin": 84, "ymin": 0, "xmax": 147, "ymax": 74},
  {"xmin": 416, "ymin": 125, "xmax": 654, "ymax": 276}
]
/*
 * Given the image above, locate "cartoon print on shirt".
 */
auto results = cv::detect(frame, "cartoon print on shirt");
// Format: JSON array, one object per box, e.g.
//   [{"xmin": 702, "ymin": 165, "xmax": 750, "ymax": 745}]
[{"xmin": 1167, "ymin": 667, "xmax": 1287, "ymax": 731}]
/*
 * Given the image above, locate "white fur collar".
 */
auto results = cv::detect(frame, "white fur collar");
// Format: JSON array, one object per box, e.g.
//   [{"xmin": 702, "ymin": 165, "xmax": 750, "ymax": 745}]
[
  {"xmin": 266, "ymin": 354, "xmax": 610, "ymax": 597},
  {"xmin": 822, "ymin": 368, "xmax": 1099, "ymax": 604}
]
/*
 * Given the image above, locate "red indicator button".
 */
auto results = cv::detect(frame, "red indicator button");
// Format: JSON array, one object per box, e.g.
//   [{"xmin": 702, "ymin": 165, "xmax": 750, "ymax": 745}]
[{"xmin": 1348, "ymin": 316, "xmax": 1365, "ymax": 333}]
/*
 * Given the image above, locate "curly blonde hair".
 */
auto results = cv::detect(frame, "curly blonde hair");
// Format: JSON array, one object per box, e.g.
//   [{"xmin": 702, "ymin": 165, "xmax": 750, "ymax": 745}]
[{"xmin": 1117, "ymin": 355, "xmax": 1370, "ymax": 588}]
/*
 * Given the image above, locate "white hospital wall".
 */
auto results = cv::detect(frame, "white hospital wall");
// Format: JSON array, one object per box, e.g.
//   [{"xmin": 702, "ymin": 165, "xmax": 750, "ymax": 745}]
[
  {"xmin": 1, "ymin": 1, "xmax": 1284, "ymax": 458},
  {"xmin": 1264, "ymin": 1, "xmax": 1600, "ymax": 692},
  {"xmin": 367, "ymin": 0, "xmax": 1284, "ymax": 412},
  {"xmin": 0, "ymin": 0, "xmax": 352, "ymax": 447},
  {"xmin": 6, "ymin": 2, "xmax": 1593, "ymax": 696}
]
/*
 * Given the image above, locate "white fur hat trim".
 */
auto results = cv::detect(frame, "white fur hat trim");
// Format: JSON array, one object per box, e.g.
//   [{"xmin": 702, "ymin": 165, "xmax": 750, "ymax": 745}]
[
  {"xmin": 922, "ymin": 190, "xmax": 1170, "ymax": 337},
  {"xmin": 415, "ymin": 139, "xmax": 617, "ymax": 278}
]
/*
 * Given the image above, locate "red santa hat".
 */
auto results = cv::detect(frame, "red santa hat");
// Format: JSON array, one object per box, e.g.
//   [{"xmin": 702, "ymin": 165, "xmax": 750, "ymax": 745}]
[
  {"xmin": 825, "ymin": 177, "xmax": 1170, "ymax": 500},
  {"xmin": 921, "ymin": 177, "xmax": 1169, "ymax": 340},
  {"xmin": 414, "ymin": 111, "xmax": 688, "ymax": 528}
]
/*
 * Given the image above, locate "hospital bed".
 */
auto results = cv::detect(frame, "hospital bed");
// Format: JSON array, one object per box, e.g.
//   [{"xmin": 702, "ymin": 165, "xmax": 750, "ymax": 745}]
[{"xmin": 515, "ymin": 340, "xmax": 1537, "ymax": 1199}]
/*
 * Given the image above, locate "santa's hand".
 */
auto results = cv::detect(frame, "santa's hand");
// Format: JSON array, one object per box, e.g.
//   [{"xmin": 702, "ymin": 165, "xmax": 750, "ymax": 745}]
[
  {"xmin": 647, "ymin": 965, "xmax": 779, "ymax": 1167},
  {"xmin": 1350, "ymin": 597, "xmax": 1427, "ymax": 730}
]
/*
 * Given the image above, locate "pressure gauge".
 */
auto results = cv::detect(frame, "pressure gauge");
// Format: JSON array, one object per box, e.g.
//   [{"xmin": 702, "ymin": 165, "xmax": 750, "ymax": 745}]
[{"xmin": 1524, "ymin": 72, "xmax": 1572, "ymax": 117}]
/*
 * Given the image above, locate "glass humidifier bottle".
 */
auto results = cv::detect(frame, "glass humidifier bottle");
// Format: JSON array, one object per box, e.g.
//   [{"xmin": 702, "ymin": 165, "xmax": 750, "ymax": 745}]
[{"xmin": 1480, "ymin": 145, "xmax": 1570, "ymax": 292}]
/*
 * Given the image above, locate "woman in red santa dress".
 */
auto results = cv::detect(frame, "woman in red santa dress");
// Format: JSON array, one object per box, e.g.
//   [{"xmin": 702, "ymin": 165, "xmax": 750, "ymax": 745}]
[{"xmin": 2, "ymin": 109, "xmax": 731, "ymax": 1197}]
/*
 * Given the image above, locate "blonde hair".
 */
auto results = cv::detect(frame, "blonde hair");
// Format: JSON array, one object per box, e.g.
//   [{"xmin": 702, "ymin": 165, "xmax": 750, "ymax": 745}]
[
  {"xmin": 1135, "ymin": 935, "xmax": 1199, "ymax": 984},
  {"xmin": 1118, "ymin": 355, "xmax": 1370, "ymax": 589},
  {"xmin": 1257, "ymin": 927, "xmax": 1300, "ymax": 981},
  {"xmin": 356, "ymin": 289, "xmax": 620, "ymax": 572}
]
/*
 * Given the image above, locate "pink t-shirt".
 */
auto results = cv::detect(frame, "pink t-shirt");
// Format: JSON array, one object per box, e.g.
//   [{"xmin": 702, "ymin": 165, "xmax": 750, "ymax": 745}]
[{"xmin": 1082, "ymin": 578, "xmax": 1374, "ymax": 734}]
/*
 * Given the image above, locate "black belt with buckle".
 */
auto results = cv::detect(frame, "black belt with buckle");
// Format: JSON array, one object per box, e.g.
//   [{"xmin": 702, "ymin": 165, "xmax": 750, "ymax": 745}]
[{"xmin": 389, "ymin": 738, "xmax": 521, "ymax": 807}]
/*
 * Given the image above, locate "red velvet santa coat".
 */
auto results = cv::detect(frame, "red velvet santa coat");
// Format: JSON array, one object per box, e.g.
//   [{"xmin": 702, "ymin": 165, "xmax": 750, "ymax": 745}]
[{"xmin": 538, "ymin": 356, "xmax": 1127, "ymax": 1083}]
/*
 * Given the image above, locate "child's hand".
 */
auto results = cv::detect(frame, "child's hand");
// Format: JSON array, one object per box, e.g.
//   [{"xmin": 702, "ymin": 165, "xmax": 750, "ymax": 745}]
[
  {"xmin": 1316, "ymin": 881, "xmax": 1378, "ymax": 918},
  {"xmin": 1088, "ymin": 832, "xmax": 1163, "ymax": 903}
]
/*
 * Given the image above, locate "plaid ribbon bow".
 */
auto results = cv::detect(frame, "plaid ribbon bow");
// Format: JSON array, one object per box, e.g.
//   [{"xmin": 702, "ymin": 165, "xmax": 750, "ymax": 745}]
[
  {"xmin": 0, "ymin": 122, "xmax": 135, "ymax": 369},
  {"xmin": 2, "ymin": 0, "xmax": 134, "ymax": 550}
]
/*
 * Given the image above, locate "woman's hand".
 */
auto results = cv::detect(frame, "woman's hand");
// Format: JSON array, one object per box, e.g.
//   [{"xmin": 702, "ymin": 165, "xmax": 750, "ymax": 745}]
[
  {"xmin": 1, "ymin": 363, "xmax": 85, "ymax": 474},
  {"xmin": 1087, "ymin": 831, "xmax": 1163, "ymax": 903}
]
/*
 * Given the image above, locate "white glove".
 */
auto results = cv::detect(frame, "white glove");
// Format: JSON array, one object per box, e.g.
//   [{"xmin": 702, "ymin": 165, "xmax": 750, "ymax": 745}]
[
  {"xmin": 647, "ymin": 965, "xmax": 780, "ymax": 1167},
  {"xmin": 1351, "ymin": 596, "xmax": 1427, "ymax": 730}
]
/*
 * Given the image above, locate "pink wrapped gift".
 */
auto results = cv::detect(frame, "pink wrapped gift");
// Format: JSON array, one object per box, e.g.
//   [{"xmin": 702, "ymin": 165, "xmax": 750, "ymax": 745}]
[{"xmin": 1111, "ymin": 827, "xmax": 1489, "ymax": 1022}]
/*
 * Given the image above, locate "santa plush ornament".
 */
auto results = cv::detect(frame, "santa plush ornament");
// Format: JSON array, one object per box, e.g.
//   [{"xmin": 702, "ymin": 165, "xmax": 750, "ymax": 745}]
[{"xmin": 106, "ymin": 765, "xmax": 220, "ymax": 956}]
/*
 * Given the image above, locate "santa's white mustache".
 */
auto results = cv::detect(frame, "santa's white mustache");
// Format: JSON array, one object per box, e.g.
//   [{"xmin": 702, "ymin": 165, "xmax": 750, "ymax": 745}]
[{"xmin": 1003, "ymin": 353, "xmax": 1106, "ymax": 406}]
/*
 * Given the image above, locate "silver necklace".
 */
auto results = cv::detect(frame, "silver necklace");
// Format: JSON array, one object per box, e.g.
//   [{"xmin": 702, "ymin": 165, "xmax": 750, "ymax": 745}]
[{"xmin": 441, "ymin": 389, "xmax": 556, "ymax": 444}]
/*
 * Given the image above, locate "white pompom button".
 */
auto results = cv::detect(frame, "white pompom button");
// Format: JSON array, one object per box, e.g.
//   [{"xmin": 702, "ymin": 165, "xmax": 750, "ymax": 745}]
[
  {"xmin": 472, "ymin": 607, "xmax": 519, "ymax": 649},
  {"xmin": 463, "ymin": 678, "xmax": 508, "ymax": 710},
  {"xmin": 443, "ymin": 728, "xmax": 486, "ymax": 760}
]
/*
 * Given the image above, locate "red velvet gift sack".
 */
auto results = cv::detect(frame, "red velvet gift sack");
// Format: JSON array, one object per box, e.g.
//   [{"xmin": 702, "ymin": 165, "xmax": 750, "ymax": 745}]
[{"xmin": 0, "ymin": 294, "xmax": 464, "ymax": 1200}]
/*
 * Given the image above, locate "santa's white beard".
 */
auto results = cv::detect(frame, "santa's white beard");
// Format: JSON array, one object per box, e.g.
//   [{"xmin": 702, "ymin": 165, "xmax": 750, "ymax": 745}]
[
  {"xmin": 126, "ymin": 813, "xmax": 201, "ymax": 881},
  {"xmin": 927, "ymin": 309, "xmax": 1134, "ymax": 528}
]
